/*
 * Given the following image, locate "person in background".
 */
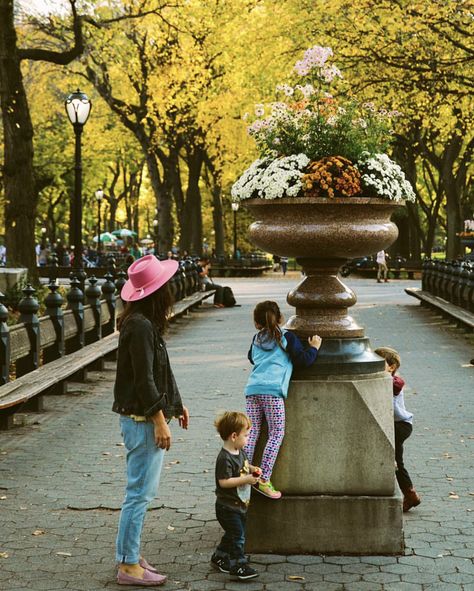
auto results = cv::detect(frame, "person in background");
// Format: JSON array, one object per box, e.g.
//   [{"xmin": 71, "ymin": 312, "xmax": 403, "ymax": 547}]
[
  {"xmin": 130, "ymin": 242, "xmax": 142, "ymax": 261},
  {"xmin": 197, "ymin": 257, "xmax": 226, "ymax": 307},
  {"xmin": 376, "ymin": 250, "xmax": 389, "ymax": 283},
  {"xmin": 0, "ymin": 242, "xmax": 6, "ymax": 266},
  {"xmin": 38, "ymin": 243, "xmax": 50, "ymax": 267}
]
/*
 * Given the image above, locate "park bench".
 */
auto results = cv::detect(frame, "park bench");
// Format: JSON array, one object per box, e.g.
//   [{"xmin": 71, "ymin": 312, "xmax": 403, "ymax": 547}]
[
  {"xmin": 0, "ymin": 281, "xmax": 215, "ymax": 430},
  {"xmin": 405, "ymin": 287, "xmax": 474, "ymax": 332},
  {"xmin": 349, "ymin": 259, "xmax": 421, "ymax": 279}
]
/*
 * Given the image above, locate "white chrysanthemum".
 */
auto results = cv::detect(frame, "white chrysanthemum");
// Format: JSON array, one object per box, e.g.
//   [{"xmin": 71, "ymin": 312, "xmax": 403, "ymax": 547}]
[
  {"xmin": 232, "ymin": 154, "xmax": 310, "ymax": 201},
  {"xmin": 356, "ymin": 154, "xmax": 416, "ymax": 202}
]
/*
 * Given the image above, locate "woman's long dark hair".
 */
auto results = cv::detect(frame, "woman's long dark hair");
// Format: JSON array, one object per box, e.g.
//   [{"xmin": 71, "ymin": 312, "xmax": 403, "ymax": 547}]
[
  {"xmin": 253, "ymin": 300, "xmax": 283, "ymax": 348},
  {"xmin": 118, "ymin": 282, "xmax": 174, "ymax": 334}
]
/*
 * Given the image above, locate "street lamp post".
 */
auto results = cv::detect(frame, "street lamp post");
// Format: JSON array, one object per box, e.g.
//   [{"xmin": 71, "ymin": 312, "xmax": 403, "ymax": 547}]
[
  {"xmin": 95, "ymin": 189, "xmax": 104, "ymax": 264},
  {"xmin": 231, "ymin": 202, "xmax": 240, "ymax": 259},
  {"xmin": 65, "ymin": 89, "xmax": 91, "ymax": 271},
  {"xmin": 153, "ymin": 219, "xmax": 158, "ymax": 255}
]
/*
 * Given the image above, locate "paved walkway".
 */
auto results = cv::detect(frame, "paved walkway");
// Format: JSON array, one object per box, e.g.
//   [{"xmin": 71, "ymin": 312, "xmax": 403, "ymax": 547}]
[{"xmin": 0, "ymin": 276, "xmax": 473, "ymax": 591}]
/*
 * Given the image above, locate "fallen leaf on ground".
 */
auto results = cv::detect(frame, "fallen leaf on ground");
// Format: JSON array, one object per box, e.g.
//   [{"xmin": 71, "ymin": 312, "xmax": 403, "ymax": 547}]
[
  {"xmin": 288, "ymin": 575, "xmax": 305, "ymax": 581},
  {"xmin": 56, "ymin": 552, "xmax": 72, "ymax": 557},
  {"xmin": 167, "ymin": 525, "xmax": 175, "ymax": 531},
  {"xmin": 32, "ymin": 530, "xmax": 45, "ymax": 536}
]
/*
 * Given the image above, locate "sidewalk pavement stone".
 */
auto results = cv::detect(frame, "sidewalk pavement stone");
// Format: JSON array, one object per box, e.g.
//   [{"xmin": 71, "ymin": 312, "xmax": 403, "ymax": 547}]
[{"xmin": 0, "ymin": 276, "xmax": 473, "ymax": 590}]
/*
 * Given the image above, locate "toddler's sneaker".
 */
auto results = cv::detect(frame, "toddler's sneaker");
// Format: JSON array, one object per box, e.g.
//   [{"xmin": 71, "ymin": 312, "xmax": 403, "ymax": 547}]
[
  {"xmin": 210, "ymin": 553, "xmax": 230, "ymax": 573},
  {"xmin": 254, "ymin": 480, "xmax": 282, "ymax": 499},
  {"xmin": 230, "ymin": 563, "xmax": 259, "ymax": 580}
]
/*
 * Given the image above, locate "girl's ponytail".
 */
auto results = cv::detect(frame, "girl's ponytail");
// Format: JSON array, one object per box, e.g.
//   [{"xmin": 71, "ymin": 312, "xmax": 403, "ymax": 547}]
[{"xmin": 254, "ymin": 301, "xmax": 283, "ymax": 347}]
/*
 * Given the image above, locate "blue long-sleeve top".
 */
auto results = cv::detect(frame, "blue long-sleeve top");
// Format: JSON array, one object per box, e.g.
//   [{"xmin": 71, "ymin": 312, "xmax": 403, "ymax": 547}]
[{"xmin": 245, "ymin": 329, "xmax": 318, "ymax": 398}]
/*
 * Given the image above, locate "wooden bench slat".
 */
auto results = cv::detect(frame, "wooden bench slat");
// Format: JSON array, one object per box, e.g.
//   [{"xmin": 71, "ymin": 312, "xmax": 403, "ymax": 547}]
[
  {"xmin": 0, "ymin": 290, "xmax": 214, "ymax": 418},
  {"xmin": 9, "ymin": 324, "xmax": 31, "ymax": 363},
  {"xmin": 39, "ymin": 317, "xmax": 57, "ymax": 349},
  {"xmin": 405, "ymin": 288, "xmax": 474, "ymax": 329}
]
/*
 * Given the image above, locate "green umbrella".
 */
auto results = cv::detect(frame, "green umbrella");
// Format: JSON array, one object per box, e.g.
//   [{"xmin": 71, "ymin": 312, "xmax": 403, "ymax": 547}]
[
  {"xmin": 93, "ymin": 232, "xmax": 116, "ymax": 243},
  {"xmin": 112, "ymin": 229, "xmax": 138, "ymax": 238}
]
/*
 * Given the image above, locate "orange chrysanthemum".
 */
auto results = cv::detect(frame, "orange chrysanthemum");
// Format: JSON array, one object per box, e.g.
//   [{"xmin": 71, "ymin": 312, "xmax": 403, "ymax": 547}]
[{"xmin": 302, "ymin": 156, "xmax": 362, "ymax": 198}]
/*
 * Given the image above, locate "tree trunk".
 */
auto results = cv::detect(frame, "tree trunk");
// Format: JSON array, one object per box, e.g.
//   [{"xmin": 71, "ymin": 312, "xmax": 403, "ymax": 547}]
[
  {"xmin": 211, "ymin": 184, "xmax": 225, "ymax": 257},
  {"xmin": 107, "ymin": 199, "xmax": 118, "ymax": 231},
  {"xmin": 184, "ymin": 146, "xmax": 204, "ymax": 255},
  {"xmin": 445, "ymin": 180, "xmax": 462, "ymax": 259},
  {"xmin": 203, "ymin": 151, "xmax": 226, "ymax": 257},
  {"xmin": 443, "ymin": 136, "xmax": 463, "ymax": 259},
  {"xmin": 144, "ymin": 148, "xmax": 174, "ymax": 254},
  {"xmin": 0, "ymin": 0, "xmax": 37, "ymax": 276}
]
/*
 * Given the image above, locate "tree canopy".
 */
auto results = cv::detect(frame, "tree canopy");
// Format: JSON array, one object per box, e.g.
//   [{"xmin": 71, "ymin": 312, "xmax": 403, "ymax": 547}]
[{"xmin": 0, "ymin": 0, "xmax": 472, "ymax": 270}]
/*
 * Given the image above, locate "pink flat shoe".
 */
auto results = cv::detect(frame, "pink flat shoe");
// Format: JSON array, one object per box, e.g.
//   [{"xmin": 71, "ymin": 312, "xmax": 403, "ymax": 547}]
[
  {"xmin": 117, "ymin": 568, "xmax": 167, "ymax": 586},
  {"xmin": 139, "ymin": 557, "xmax": 158, "ymax": 573}
]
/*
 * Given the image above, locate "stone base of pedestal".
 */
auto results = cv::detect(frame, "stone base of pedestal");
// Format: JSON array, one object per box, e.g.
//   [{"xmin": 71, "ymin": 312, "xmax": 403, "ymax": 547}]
[
  {"xmin": 252, "ymin": 373, "xmax": 396, "ymax": 496},
  {"xmin": 246, "ymin": 490, "xmax": 404, "ymax": 555},
  {"xmin": 247, "ymin": 371, "xmax": 404, "ymax": 554}
]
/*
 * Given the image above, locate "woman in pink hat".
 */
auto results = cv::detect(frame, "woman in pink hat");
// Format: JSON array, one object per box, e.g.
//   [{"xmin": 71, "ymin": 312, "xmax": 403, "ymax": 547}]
[{"xmin": 112, "ymin": 255, "xmax": 190, "ymax": 586}]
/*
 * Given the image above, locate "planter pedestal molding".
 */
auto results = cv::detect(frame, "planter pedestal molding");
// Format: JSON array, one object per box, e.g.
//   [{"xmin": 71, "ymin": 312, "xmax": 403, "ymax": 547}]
[{"xmin": 244, "ymin": 196, "xmax": 404, "ymax": 554}]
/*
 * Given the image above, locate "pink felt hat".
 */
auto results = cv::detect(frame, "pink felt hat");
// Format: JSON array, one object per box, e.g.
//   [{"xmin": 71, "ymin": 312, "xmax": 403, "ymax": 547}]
[{"xmin": 121, "ymin": 255, "xmax": 179, "ymax": 302}]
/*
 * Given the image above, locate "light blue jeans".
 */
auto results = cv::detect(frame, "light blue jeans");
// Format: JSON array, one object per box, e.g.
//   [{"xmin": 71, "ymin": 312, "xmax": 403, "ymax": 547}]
[{"xmin": 115, "ymin": 416, "xmax": 164, "ymax": 564}]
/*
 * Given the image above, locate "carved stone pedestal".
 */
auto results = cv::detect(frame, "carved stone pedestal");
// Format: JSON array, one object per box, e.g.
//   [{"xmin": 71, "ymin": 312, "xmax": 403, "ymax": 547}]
[
  {"xmin": 246, "ymin": 374, "xmax": 404, "ymax": 554},
  {"xmin": 243, "ymin": 195, "xmax": 404, "ymax": 554}
]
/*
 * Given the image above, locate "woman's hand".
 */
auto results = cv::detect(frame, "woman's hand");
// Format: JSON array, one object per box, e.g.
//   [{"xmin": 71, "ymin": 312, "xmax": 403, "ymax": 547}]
[
  {"xmin": 151, "ymin": 411, "xmax": 171, "ymax": 450},
  {"xmin": 179, "ymin": 406, "xmax": 190, "ymax": 430}
]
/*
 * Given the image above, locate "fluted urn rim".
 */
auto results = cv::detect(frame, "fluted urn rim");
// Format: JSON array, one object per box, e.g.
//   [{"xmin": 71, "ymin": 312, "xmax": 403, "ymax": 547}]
[{"xmin": 243, "ymin": 196, "xmax": 403, "ymax": 207}]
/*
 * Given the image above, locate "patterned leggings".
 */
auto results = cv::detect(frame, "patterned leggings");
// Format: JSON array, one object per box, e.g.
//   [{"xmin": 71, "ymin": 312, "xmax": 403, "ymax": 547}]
[{"xmin": 244, "ymin": 395, "xmax": 285, "ymax": 482}]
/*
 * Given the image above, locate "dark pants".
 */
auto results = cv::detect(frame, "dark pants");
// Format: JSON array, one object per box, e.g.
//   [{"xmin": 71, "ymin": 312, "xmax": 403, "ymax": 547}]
[
  {"xmin": 203, "ymin": 282, "xmax": 225, "ymax": 305},
  {"xmin": 215, "ymin": 503, "xmax": 247, "ymax": 566},
  {"xmin": 395, "ymin": 421, "xmax": 413, "ymax": 493}
]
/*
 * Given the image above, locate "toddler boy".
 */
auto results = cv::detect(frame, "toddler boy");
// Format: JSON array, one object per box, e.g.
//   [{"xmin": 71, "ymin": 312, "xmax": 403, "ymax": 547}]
[{"xmin": 211, "ymin": 411, "xmax": 261, "ymax": 580}]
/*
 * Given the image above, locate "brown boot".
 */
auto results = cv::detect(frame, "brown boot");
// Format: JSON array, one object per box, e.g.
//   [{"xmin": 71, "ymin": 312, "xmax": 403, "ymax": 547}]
[{"xmin": 403, "ymin": 488, "xmax": 421, "ymax": 512}]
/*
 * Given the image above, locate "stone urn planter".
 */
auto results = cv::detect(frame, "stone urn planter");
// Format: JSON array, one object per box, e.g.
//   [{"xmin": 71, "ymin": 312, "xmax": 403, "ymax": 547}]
[{"xmin": 244, "ymin": 196, "xmax": 401, "ymax": 373}]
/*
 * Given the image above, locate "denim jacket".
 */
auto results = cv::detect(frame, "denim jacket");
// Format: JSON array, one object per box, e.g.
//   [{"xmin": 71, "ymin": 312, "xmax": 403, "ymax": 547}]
[{"xmin": 112, "ymin": 313, "xmax": 184, "ymax": 419}]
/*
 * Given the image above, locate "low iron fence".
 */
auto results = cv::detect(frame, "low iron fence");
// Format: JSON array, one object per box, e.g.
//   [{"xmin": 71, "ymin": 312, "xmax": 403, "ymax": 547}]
[
  {"xmin": 421, "ymin": 259, "xmax": 474, "ymax": 312},
  {"xmin": 0, "ymin": 260, "xmax": 201, "ymax": 386}
]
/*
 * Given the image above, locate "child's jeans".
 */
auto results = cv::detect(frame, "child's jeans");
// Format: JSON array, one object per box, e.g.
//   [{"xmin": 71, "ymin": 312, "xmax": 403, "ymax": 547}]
[
  {"xmin": 394, "ymin": 420, "xmax": 413, "ymax": 492},
  {"xmin": 214, "ymin": 503, "xmax": 247, "ymax": 566},
  {"xmin": 116, "ymin": 416, "xmax": 164, "ymax": 564}
]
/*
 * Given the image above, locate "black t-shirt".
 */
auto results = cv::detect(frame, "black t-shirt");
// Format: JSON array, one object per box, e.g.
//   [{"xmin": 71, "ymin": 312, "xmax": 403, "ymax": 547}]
[{"xmin": 215, "ymin": 448, "xmax": 251, "ymax": 512}]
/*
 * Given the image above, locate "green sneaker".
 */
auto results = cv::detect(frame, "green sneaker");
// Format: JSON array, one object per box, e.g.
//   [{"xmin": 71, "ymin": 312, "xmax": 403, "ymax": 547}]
[{"xmin": 254, "ymin": 480, "xmax": 282, "ymax": 499}]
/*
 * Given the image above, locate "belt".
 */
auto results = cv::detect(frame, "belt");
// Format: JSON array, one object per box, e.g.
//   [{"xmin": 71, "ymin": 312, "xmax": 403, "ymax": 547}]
[{"xmin": 127, "ymin": 414, "xmax": 147, "ymax": 422}]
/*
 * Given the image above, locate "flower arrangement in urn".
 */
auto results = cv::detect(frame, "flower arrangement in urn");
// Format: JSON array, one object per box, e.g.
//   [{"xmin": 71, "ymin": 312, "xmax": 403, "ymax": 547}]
[{"xmin": 232, "ymin": 45, "xmax": 416, "ymax": 204}]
